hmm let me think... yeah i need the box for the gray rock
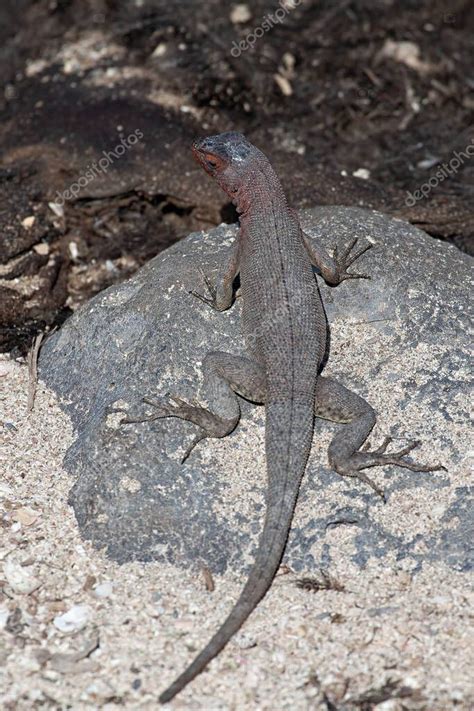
[40,207,472,573]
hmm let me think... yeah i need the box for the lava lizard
[129,132,441,703]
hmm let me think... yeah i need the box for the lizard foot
[333,438,446,502]
[121,395,237,462]
[333,237,372,282]
[120,395,189,424]
[123,395,210,422]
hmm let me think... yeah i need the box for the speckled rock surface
[40,206,472,574]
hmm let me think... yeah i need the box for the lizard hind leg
[314,376,444,501]
[128,351,266,461]
[177,350,266,460]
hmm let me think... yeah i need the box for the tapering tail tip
[159,687,176,704]
[158,677,191,704]
[159,670,198,704]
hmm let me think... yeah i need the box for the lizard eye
[204,153,218,169]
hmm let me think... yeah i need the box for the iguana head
[192,131,256,201]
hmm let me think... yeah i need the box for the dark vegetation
[0,0,472,352]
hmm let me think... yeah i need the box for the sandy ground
[0,354,472,710]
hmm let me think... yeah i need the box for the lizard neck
[233,158,288,223]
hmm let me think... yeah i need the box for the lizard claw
[371,436,393,455]
[181,432,207,463]
[189,268,219,310]
[120,396,176,423]
[361,435,392,453]
[333,237,372,283]
[190,289,215,307]
[354,470,386,502]
[369,439,446,473]
[340,272,371,281]
[121,393,218,463]
[361,437,446,473]
[334,436,445,501]
[169,395,189,408]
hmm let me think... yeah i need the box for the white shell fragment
[3,560,41,594]
[53,605,91,633]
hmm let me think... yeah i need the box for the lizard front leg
[314,376,445,501]
[122,238,243,457]
[191,232,241,311]
[302,231,371,286]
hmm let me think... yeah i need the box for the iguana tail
[159,400,314,703]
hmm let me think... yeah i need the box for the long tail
[159,399,314,703]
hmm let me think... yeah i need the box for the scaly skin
[128,133,443,703]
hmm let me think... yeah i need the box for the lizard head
[192,132,254,200]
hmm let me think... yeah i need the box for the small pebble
[274,74,293,96]
[21,215,36,229]
[353,168,371,180]
[33,243,49,256]
[230,4,252,23]
[12,507,40,527]
[48,202,64,217]
[93,582,113,598]
[152,43,167,57]
[54,605,90,632]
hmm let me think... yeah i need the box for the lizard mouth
[191,141,208,164]
[191,139,203,153]
[191,146,203,164]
